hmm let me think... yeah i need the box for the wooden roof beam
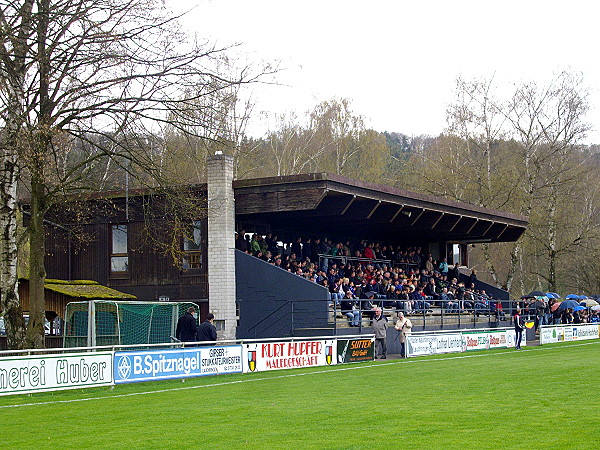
[389,205,404,223]
[448,215,462,232]
[340,195,356,215]
[367,200,382,219]
[431,212,445,229]
[410,209,425,226]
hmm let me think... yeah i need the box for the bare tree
[0,0,269,348]
[310,98,366,176]
[0,0,34,348]
[408,72,593,295]
[260,111,324,177]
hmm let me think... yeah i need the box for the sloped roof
[43,279,137,299]
[233,173,528,243]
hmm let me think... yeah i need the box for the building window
[182,220,202,270]
[111,224,129,274]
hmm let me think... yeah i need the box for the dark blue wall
[235,251,329,339]
[461,273,509,300]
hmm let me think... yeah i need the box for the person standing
[176,306,198,342]
[514,308,525,350]
[197,313,217,342]
[438,257,449,276]
[535,297,548,331]
[394,312,413,358]
[372,307,388,359]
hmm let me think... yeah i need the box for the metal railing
[317,254,391,268]
[331,300,514,332]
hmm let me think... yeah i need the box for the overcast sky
[168,0,600,142]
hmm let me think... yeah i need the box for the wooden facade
[44,194,210,306]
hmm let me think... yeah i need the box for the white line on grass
[2,340,598,409]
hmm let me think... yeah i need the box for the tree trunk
[26,175,47,349]
[0,147,26,349]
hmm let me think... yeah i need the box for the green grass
[1,341,597,449]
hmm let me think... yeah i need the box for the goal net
[63,300,199,347]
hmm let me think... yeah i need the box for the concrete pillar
[207,151,237,340]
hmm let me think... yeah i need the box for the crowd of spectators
[525,297,600,329]
[236,230,600,330]
[235,231,501,321]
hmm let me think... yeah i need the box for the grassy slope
[1,341,597,449]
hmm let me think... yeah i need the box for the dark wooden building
[41,171,528,338]
[44,191,211,318]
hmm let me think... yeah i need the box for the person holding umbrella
[534,296,548,332]
[561,308,574,324]
[514,308,525,350]
[549,299,562,325]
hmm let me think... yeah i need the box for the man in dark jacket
[176,306,198,342]
[197,313,217,342]
[514,308,525,350]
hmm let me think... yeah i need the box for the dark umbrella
[558,299,580,310]
[523,290,545,298]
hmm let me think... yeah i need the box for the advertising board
[462,332,489,351]
[571,324,599,341]
[487,330,515,349]
[540,326,563,344]
[406,333,463,357]
[463,330,520,350]
[336,338,374,363]
[541,324,599,344]
[113,346,243,384]
[0,352,113,396]
[244,339,336,372]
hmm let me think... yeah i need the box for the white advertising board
[0,352,113,396]
[487,330,515,349]
[243,340,336,373]
[540,326,563,344]
[571,324,599,341]
[541,324,599,344]
[462,332,489,351]
[406,334,463,357]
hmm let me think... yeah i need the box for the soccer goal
[63,300,199,348]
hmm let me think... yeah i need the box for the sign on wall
[0,352,113,396]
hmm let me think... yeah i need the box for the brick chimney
[207,151,236,340]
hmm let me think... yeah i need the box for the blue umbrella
[565,294,579,300]
[545,292,560,299]
[573,305,586,312]
[559,299,580,310]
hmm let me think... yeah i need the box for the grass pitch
[1,341,597,449]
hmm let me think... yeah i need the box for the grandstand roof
[233,173,528,244]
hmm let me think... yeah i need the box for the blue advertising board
[114,346,243,384]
